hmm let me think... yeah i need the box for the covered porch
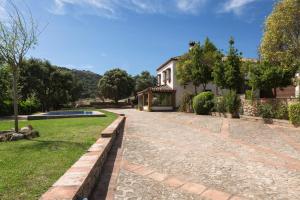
[137,86,176,112]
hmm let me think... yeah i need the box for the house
[137,44,300,112]
[137,44,218,112]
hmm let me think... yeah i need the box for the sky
[0,0,275,75]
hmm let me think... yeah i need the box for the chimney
[189,41,196,50]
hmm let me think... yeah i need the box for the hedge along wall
[241,98,299,117]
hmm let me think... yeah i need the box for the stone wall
[40,116,126,200]
[242,99,259,117]
[241,98,299,117]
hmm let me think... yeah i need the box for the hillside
[59,67,102,98]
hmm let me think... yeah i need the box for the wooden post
[172,91,176,110]
[142,94,145,110]
[148,90,152,112]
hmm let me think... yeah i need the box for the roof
[137,85,176,95]
[156,57,180,72]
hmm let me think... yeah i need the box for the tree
[49,70,74,109]
[98,68,134,103]
[134,71,156,93]
[248,62,295,97]
[176,39,220,94]
[260,0,300,68]
[213,38,242,92]
[176,53,193,86]
[0,65,10,102]
[20,59,84,111]
[0,3,38,132]
[201,38,222,90]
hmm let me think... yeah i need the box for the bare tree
[0,1,38,132]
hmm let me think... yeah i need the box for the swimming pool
[28,110,105,120]
[45,111,93,115]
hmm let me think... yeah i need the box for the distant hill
[59,67,102,98]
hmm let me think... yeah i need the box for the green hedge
[289,103,300,125]
[193,92,214,115]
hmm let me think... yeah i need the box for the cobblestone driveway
[105,109,300,200]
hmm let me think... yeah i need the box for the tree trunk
[12,68,19,133]
[203,84,207,91]
[194,85,197,95]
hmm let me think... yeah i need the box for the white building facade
[156,57,218,107]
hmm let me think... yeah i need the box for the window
[167,69,171,82]
[157,75,161,86]
[152,93,173,106]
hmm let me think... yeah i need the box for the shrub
[193,92,214,115]
[274,103,289,120]
[179,93,194,113]
[258,103,274,119]
[0,100,13,116]
[245,90,254,100]
[214,96,226,114]
[289,103,300,125]
[19,95,41,115]
[224,91,241,116]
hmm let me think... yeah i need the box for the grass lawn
[0,110,117,200]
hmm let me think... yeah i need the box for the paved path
[93,109,300,200]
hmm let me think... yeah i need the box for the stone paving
[93,109,300,200]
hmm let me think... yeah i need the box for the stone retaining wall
[240,115,293,128]
[241,98,299,117]
[40,116,126,200]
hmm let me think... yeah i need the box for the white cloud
[221,0,258,15]
[52,0,117,17]
[51,0,208,18]
[176,0,207,13]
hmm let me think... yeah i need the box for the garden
[0,110,117,200]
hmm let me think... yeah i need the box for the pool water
[45,111,93,116]
[28,110,105,120]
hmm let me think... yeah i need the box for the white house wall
[157,61,175,89]
[157,60,220,108]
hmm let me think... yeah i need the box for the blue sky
[1,0,275,75]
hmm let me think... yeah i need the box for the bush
[274,103,289,120]
[179,93,194,113]
[224,91,241,116]
[245,90,254,100]
[214,96,226,114]
[0,100,13,116]
[193,92,214,115]
[19,95,41,115]
[258,103,274,119]
[289,103,300,125]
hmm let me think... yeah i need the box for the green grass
[0,110,117,200]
